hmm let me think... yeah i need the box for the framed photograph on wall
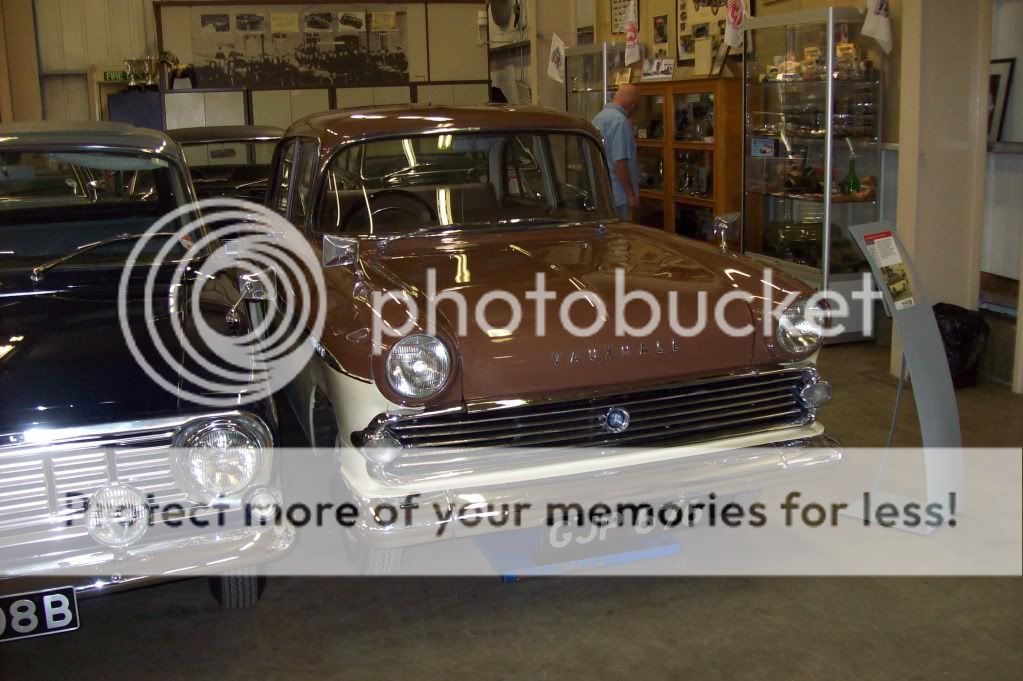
[989,58,1016,145]
[611,0,639,34]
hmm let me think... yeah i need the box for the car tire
[339,526,405,575]
[208,569,267,608]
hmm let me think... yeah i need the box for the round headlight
[385,334,451,399]
[174,415,271,496]
[86,484,150,547]
[776,298,826,355]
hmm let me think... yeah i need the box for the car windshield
[0,149,187,272]
[315,131,616,235]
[180,140,278,202]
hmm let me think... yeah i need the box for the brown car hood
[358,223,796,404]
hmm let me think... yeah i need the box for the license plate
[0,587,79,643]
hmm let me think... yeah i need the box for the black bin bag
[933,303,990,389]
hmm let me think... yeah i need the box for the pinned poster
[270,12,299,33]
[864,229,915,310]
[547,33,566,84]
[620,0,640,66]
[724,0,748,50]
[371,11,398,32]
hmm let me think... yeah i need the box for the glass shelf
[638,147,665,191]
[675,149,713,200]
[633,93,665,141]
[674,92,715,143]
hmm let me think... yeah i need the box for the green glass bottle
[844,156,860,194]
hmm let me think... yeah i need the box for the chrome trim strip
[0,411,264,453]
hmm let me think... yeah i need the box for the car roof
[166,125,284,144]
[0,121,182,160]
[286,105,602,150]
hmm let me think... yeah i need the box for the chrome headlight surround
[385,334,452,400]
[172,413,273,499]
[775,297,827,356]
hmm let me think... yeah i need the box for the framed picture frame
[611,0,639,34]
[989,58,1015,145]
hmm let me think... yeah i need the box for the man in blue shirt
[592,83,641,221]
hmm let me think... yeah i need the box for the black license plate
[0,586,79,643]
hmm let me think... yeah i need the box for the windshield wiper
[30,232,179,282]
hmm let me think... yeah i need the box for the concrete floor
[1,344,1020,680]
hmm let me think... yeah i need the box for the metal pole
[822,9,835,293]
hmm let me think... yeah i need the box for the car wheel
[330,434,405,574]
[208,568,267,608]
[338,524,405,575]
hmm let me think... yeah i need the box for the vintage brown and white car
[265,106,840,568]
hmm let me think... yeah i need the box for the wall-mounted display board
[160,2,410,89]
[155,1,489,92]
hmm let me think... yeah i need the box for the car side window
[505,136,545,202]
[290,139,320,226]
[316,146,364,234]
[271,140,298,216]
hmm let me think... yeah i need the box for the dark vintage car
[167,125,283,203]
[262,106,841,571]
[0,122,290,634]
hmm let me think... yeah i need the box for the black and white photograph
[188,3,409,89]
[199,13,230,33]
[338,10,365,33]
[235,13,265,32]
[0,2,1021,681]
[303,11,335,32]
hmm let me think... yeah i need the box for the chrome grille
[378,368,817,480]
[0,429,184,538]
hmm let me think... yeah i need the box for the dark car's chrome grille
[0,429,184,539]
[376,368,818,481]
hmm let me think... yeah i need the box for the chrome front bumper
[0,524,294,599]
[335,434,842,549]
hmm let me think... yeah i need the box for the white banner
[863,0,893,53]
[724,0,748,50]
[621,0,640,66]
[547,32,566,84]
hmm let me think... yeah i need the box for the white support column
[890,0,993,376]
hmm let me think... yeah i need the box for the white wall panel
[164,91,205,129]
[203,91,245,126]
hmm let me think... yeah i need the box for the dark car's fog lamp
[361,433,402,464]
[800,380,833,407]
[86,484,150,547]
[173,415,272,497]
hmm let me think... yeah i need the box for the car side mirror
[323,234,359,268]
[238,268,277,301]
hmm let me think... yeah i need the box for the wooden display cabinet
[630,77,743,248]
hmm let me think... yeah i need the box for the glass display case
[741,7,883,323]
[627,78,742,243]
[565,42,626,122]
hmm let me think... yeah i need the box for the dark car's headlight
[776,297,826,355]
[173,414,272,496]
[385,334,451,399]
